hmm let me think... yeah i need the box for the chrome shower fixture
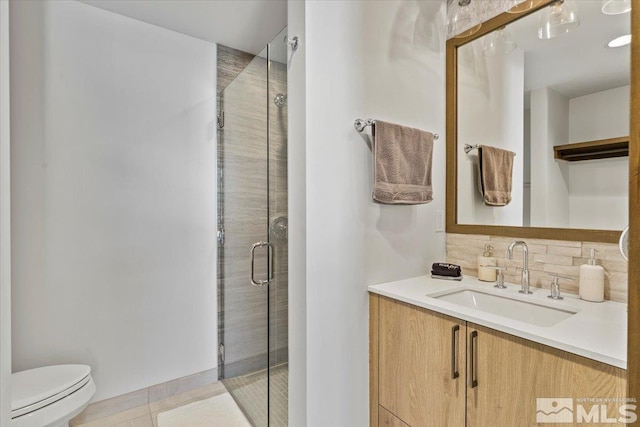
[284,35,299,50]
[274,93,287,108]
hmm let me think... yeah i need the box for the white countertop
[368,275,627,369]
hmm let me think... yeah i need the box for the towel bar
[354,118,439,140]
[464,144,480,153]
[464,144,516,156]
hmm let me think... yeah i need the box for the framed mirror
[446,0,630,243]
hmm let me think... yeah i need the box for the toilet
[11,365,96,427]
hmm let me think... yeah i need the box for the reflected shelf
[553,136,629,162]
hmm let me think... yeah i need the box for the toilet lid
[11,365,91,415]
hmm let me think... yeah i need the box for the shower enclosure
[216,28,288,426]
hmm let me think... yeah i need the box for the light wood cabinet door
[378,297,466,427]
[467,323,627,427]
[379,405,410,427]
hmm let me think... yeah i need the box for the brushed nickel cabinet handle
[451,324,460,379]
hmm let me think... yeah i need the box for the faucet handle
[486,266,506,289]
[547,273,573,300]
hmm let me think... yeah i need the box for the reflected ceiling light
[601,0,631,15]
[447,0,482,39]
[483,27,517,56]
[507,0,545,14]
[538,0,580,40]
[608,34,631,48]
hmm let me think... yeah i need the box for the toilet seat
[11,365,95,426]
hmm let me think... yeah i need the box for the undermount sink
[428,288,579,327]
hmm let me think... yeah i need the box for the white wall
[10,0,217,401]
[523,108,531,226]
[457,40,524,226]
[567,86,629,230]
[0,0,12,424]
[569,86,629,143]
[287,1,307,425]
[530,87,570,227]
[300,1,447,424]
[568,158,628,229]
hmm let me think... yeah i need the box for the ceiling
[506,0,630,100]
[80,0,287,55]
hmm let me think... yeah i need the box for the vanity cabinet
[376,295,466,426]
[379,406,409,427]
[370,294,627,427]
[466,323,627,426]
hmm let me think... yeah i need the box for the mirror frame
[446,0,622,244]
[628,0,639,406]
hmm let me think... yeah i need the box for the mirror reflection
[456,1,630,231]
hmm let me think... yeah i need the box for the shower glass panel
[267,28,288,427]
[217,28,288,427]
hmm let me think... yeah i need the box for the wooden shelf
[554,136,629,162]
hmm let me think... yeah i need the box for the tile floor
[70,364,288,427]
[72,382,228,427]
[223,363,288,427]
[156,392,251,426]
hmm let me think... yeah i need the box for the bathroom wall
[568,158,628,230]
[457,39,524,226]
[10,0,217,401]
[0,1,11,424]
[530,85,629,230]
[530,87,570,228]
[446,233,628,302]
[567,86,629,230]
[300,1,447,425]
[523,108,531,226]
[286,1,306,425]
[569,86,629,143]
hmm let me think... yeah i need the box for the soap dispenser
[579,248,605,302]
[477,244,497,282]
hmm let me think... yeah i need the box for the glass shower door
[217,28,288,427]
[267,28,289,427]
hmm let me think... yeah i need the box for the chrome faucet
[507,241,532,294]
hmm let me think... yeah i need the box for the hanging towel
[372,121,434,204]
[478,145,515,206]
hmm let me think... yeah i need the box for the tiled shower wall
[217,45,288,376]
[446,233,628,303]
[268,61,289,368]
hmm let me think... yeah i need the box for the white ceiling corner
[79,0,287,55]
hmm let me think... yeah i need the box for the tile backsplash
[446,233,628,303]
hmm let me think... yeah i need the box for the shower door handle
[250,241,272,287]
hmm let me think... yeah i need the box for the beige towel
[373,121,434,205]
[478,145,515,206]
